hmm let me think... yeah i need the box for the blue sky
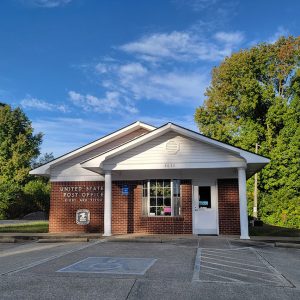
[1,0,300,157]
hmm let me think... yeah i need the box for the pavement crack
[125,279,137,299]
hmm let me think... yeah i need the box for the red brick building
[30,121,269,239]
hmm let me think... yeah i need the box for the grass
[250,223,300,237]
[0,221,49,233]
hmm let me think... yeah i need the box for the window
[198,186,211,208]
[142,179,181,216]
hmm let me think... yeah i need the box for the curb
[0,238,16,243]
[275,242,300,249]
[108,238,165,243]
[37,238,90,243]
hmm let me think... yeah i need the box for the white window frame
[143,179,180,217]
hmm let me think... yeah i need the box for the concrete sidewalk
[1,232,299,246]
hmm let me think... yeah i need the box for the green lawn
[250,223,300,237]
[0,221,49,233]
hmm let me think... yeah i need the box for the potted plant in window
[158,207,164,216]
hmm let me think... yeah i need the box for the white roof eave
[30,121,156,175]
[80,123,270,171]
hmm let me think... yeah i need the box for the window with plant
[142,179,181,216]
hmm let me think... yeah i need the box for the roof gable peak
[30,121,156,175]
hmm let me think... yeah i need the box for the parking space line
[202,260,277,275]
[201,250,261,262]
[249,247,294,287]
[201,252,266,265]
[200,247,249,252]
[201,255,269,269]
[192,248,202,281]
[226,238,233,249]
[201,271,243,282]
[1,240,106,276]
[0,242,64,258]
[193,246,293,287]
[201,265,282,284]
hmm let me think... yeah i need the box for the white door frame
[192,179,219,235]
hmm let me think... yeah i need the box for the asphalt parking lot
[0,237,299,300]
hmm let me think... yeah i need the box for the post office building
[30,121,270,239]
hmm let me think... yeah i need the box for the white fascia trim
[81,124,174,168]
[50,175,104,182]
[81,122,269,169]
[29,121,156,175]
[172,125,270,164]
[103,161,247,171]
[137,121,157,131]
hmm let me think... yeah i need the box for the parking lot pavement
[0,240,99,275]
[193,247,292,286]
[0,237,299,300]
[254,246,300,288]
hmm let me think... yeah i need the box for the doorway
[192,181,218,235]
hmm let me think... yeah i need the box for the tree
[23,179,51,216]
[0,104,42,218]
[195,36,300,228]
[31,152,55,169]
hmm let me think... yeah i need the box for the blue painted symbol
[122,185,129,196]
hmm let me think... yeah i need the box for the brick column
[217,179,240,235]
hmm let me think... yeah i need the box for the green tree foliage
[0,103,43,218]
[23,180,51,215]
[195,36,300,228]
[31,152,54,170]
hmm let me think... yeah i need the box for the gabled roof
[80,122,270,175]
[30,121,156,175]
[30,121,270,177]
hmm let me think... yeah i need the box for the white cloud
[76,28,245,112]
[268,26,289,44]
[120,30,243,62]
[123,69,207,105]
[95,60,209,106]
[22,0,72,8]
[173,0,218,12]
[214,31,244,45]
[68,90,138,114]
[21,96,68,112]
[95,63,109,74]
[98,29,245,106]
[119,63,148,77]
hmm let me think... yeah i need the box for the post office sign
[76,209,90,225]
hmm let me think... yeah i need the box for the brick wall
[49,179,233,235]
[111,180,192,235]
[111,181,137,234]
[49,181,104,233]
[217,179,240,235]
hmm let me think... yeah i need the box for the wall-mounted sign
[122,185,129,196]
[76,209,90,225]
[59,184,104,203]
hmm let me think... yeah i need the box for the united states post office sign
[59,185,104,203]
[76,209,90,225]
